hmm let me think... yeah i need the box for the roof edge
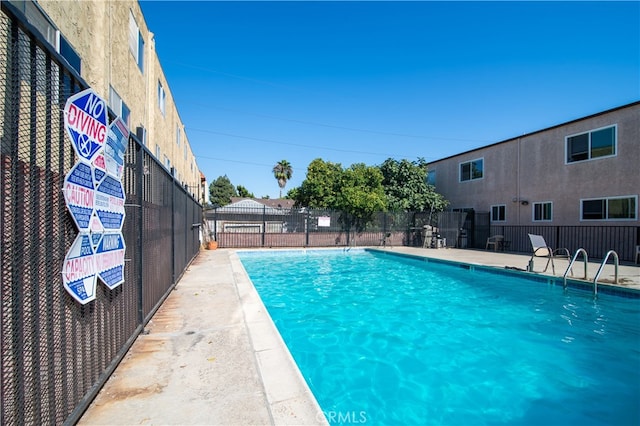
[427,100,640,165]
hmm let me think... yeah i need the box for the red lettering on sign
[67,103,106,144]
[64,256,95,282]
[65,183,94,207]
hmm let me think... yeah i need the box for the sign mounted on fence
[94,232,126,289]
[105,117,129,179]
[94,175,126,231]
[318,216,331,227]
[62,162,95,232]
[64,88,108,164]
[61,233,97,304]
[62,87,128,304]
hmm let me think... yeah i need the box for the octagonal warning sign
[63,162,95,232]
[64,88,108,164]
[95,232,126,289]
[94,175,126,231]
[62,233,97,304]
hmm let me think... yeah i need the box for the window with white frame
[533,202,552,222]
[581,196,637,220]
[460,158,483,182]
[566,125,616,163]
[491,204,505,222]
[176,125,181,146]
[155,144,161,159]
[157,81,166,116]
[108,86,130,126]
[128,11,144,72]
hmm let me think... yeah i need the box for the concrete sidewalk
[79,249,326,426]
[79,246,639,426]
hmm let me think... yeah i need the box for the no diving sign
[62,87,128,305]
[64,88,108,164]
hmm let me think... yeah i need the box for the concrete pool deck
[79,247,639,425]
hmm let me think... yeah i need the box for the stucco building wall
[428,102,640,226]
[30,0,201,198]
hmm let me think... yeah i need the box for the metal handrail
[563,248,588,289]
[592,250,619,297]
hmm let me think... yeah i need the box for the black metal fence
[206,206,639,262]
[488,224,639,262]
[205,207,468,248]
[1,4,201,425]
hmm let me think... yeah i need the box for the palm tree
[272,160,293,198]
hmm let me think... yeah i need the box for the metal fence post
[262,205,266,247]
[305,210,310,246]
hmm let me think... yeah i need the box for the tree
[292,159,386,233]
[293,158,343,208]
[236,185,254,198]
[272,160,293,198]
[209,175,237,207]
[336,163,387,233]
[379,158,448,212]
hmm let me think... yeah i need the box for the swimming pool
[239,249,640,425]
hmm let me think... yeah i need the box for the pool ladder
[563,248,619,296]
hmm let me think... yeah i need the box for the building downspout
[517,137,521,226]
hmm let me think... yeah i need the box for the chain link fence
[1,4,201,424]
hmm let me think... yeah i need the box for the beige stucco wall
[36,0,201,198]
[428,103,640,226]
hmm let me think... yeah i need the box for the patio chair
[527,234,572,275]
[485,235,504,251]
[379,232,392,248]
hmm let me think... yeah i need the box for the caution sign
[62,86,129,304]
[95,232,126,289]
[62,162,95,232]
[64,88,108,164]
[61,233,97,304]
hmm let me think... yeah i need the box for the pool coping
[369,248,640,299]
[229,251,329,425]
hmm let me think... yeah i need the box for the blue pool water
[239,249,640,425]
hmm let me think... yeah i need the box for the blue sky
[139,1,639,199]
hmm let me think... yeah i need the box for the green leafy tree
[236,185,254,198]
[293,159,386,233]
[272,160,293,198]
[336,163,387,233]
[379,157,448,212]
[209,175,237,207]
[293,158,343,208]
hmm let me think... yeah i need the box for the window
[157,81,166,116]
[491,205,505,222]
[59,34,82,74]
[108,86,130,126]
[13,0,82,74]
[164,155,171,171]
[176,125,181,146]
[533,202,552,222]
[581,196,636,221]
[129,11,144,72]
[460,158,483,182]
[155,144,161,159]
[427,170,436,186]
[566,125,616,163]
